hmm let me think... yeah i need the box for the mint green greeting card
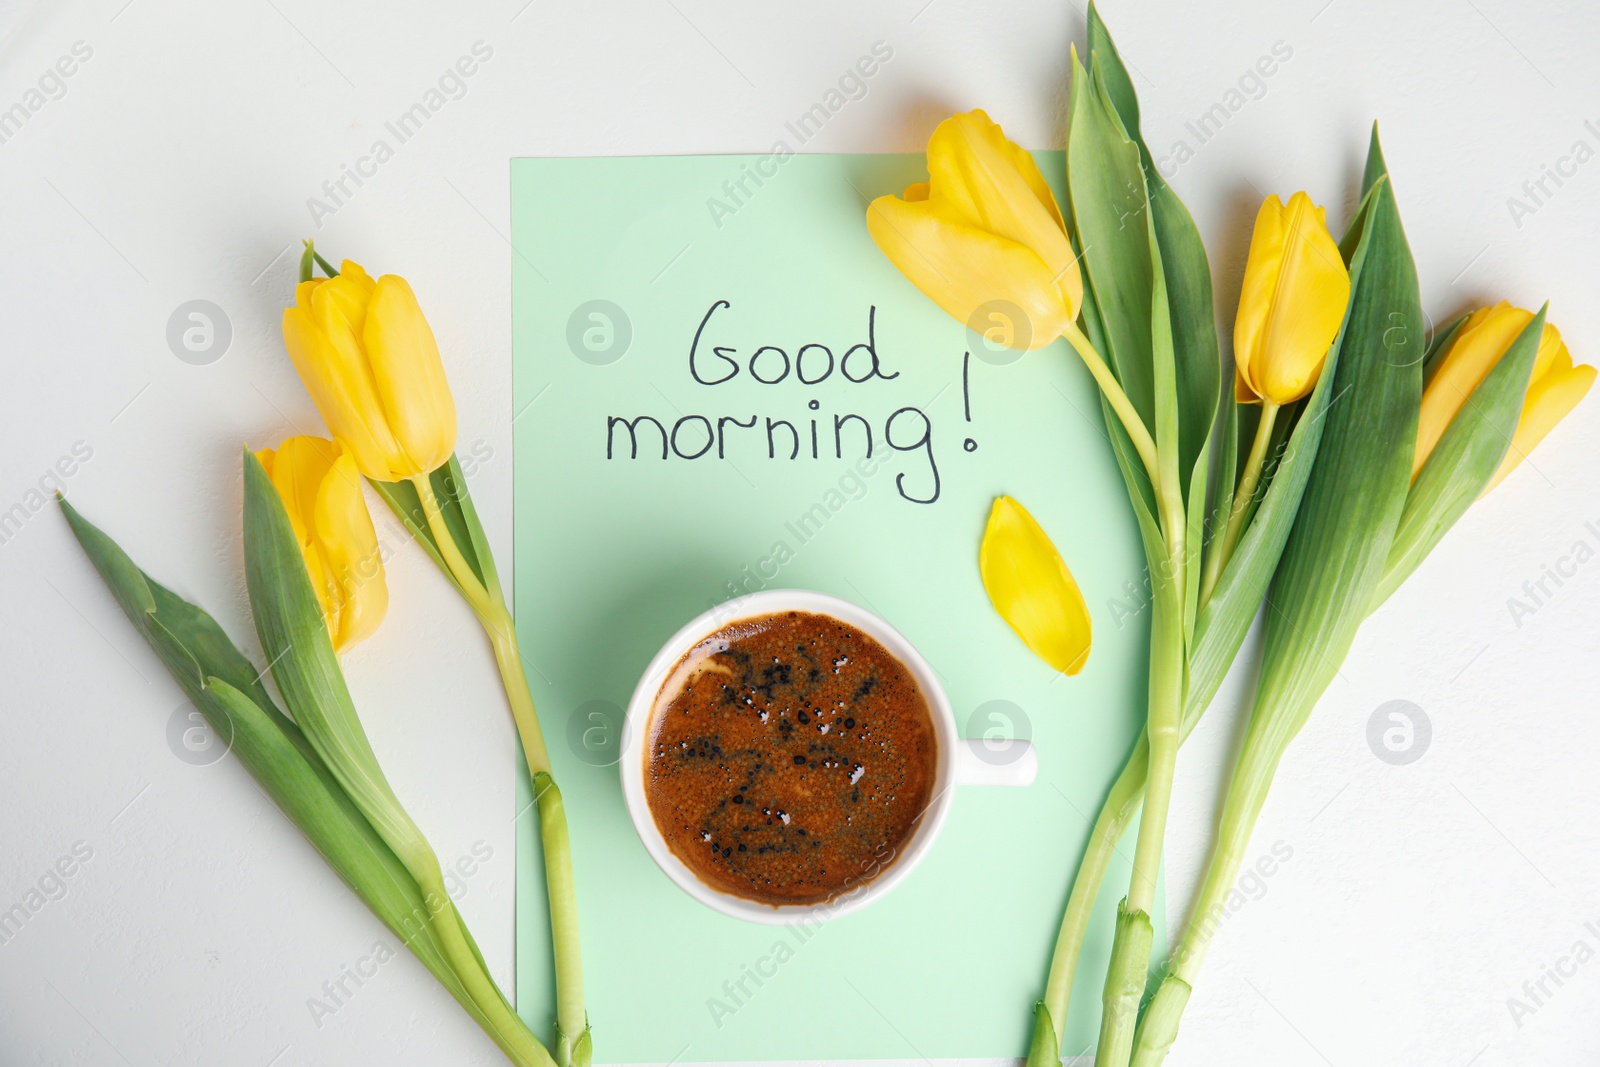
[511,152,1162,1062]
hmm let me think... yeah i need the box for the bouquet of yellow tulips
[59,242,589,1067]
[866,5,1591,1065]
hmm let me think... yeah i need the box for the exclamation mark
[962,351,978,452]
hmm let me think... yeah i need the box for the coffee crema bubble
[644,610,936,906]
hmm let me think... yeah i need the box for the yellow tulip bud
[281,260,458,482]
[1413,302,1594,487]
[255,436,388,652]
[1233,192,1351,406]
[867,110,1082,351]
[979,496,1091,675]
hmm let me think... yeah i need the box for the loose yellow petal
[364,274,458,478]
[1485,356,1595,492]
[979,496,1091,675]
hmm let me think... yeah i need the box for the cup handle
[953,737,1037,787]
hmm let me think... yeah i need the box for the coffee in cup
[643,609,937,906]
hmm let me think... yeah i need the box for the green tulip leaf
[204,678,489,1028]
[242,448,437,879]
[1253,128,1423,746]
[57,496,488,1030]
[1184,174,1386,730]
[1088,4,1221,518]
[1067,49,1158,435]
[1374,305,1546,607]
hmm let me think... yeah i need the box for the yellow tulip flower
[1233,192,1350,407]
[282,260,457,483]
[979,496,1091,675]
[867,110,1082,351]
[1203,192,1352,597]
[1413,302,1594,488]
[255,436,388,652]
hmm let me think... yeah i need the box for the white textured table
[2,1,1597,1064]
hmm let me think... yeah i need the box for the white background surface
[2,0,1597,1065]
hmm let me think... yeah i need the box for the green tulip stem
[1088,377,1189,1067]
[410,474,496,616]
[483,611,588,1066]
[1040,660,1226,1054]
[408,471,587,1064]
[416,864,559,1067]
[1091,335,1190,1067]
[1130,727,1281,1066]
[1037,736,1150,1052]
[481,608,554,776]
[1201,400,1279,606]
[533,772,588,1066]
[1065,322,1161,488]
[1093,561,1183,1067]
[1123,560,1184,921]
[408,472,555,775]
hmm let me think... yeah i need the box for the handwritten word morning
[605,301,942,504]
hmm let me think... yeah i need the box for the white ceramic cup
[619,588,1036,925]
